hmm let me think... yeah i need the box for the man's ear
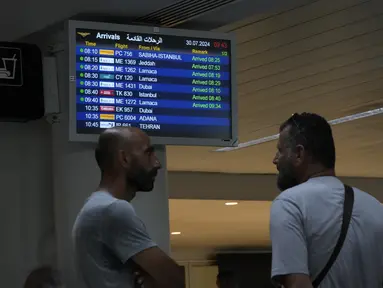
[294,144,306,166]
[118,150,131,168]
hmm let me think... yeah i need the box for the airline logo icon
[100,121,115,128]
[100,89,115,96]
[100,114,115,120]
[99,97,115,104]
[100,106,115,112]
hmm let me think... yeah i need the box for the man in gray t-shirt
[72,127,184,288]
[270,113,383,288]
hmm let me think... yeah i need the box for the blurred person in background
[270,112,383,288]
[24,266,62,288]
[216,270,238,288]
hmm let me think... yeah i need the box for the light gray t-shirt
[270,176,383,287]
[72,191,157,288]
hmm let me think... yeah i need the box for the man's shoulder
[73,192,138,237]
[81,191,115,213]
[353,187,383,217]
[275,177,342,203]
[272,179,337,219]
[82,191,135,217]
[274,181,315,202]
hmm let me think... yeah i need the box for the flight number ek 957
[115,107,134,113]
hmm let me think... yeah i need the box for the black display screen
[73,27,233,140]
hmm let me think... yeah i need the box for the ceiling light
[171,232,181,235]
[225,202,238,206]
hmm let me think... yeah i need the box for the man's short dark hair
[280,112,336,169]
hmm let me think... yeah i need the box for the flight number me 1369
[81,56,137,65]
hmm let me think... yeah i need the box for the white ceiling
[0,0,177,40]
[0,0,290,41]
[167,0,383,177]
[168,115,383,177]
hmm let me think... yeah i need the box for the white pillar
[52,35,170,287]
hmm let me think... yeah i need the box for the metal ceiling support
[134,0,243,27]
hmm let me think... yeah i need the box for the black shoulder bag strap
[312,184,354,288]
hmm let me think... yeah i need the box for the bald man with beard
[72,127,184,288]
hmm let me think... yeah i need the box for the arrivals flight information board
[70,23,236,145]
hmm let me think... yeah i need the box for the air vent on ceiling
[134,0,242,27]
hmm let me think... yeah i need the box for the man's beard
[277,166,299,192]
[127,167,157,192]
